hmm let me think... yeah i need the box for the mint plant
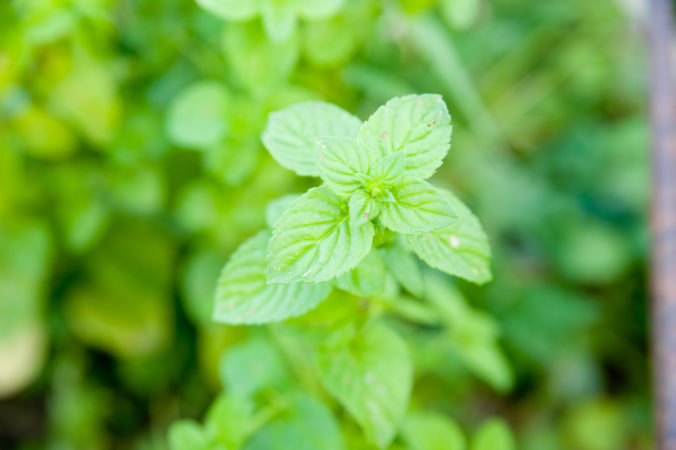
[216,95,489,324]
[190,94,496,448]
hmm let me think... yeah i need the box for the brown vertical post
[651,0,676,448]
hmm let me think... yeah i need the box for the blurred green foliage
[0,0,649,449]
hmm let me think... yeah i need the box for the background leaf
[295,0,346,19]
[358,94,452,179]
[219,336,291,397]
[401,412,467,450]
[349,189,380,226]
[263,102,362,176]
[214,231,331,324]
[471,419,515,450]
[168,420,210,450]
[381,239,423,298]
[196,0,259,20]
[316,323,412,448]
[166,81,229,149]
[244,393,345,450]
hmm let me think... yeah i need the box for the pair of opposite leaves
[264,94,457,284]
[214,94,492,325]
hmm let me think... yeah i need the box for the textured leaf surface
[196,0,258,20]
[294,0,345,19]
[471,419,515,450]
[266,193,302,228]
[369,152,406,189]
[166,81,229,149]
[349,189,380,226]
[379,179,456,234]
[263,102,362,176]
[407,189,491,284]
[214,231,331,324]
[316,323,412,448]
[358,94,452,179]
[317,137,372,195]
[268,186,374,283]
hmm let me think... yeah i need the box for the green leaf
[316,323,412,448]
[268,186,374,283]
[294,0,345,19]
[471,419,515,450]
[203,137,260,187]
[440,0,481,30]
[381,240,423,298]
[262,101,362,177]
[555,220,631,284]
[358,94,452,179]
[166,81,229,149]
[168,420,210,450]
[406,189,491,284]
[379,179,456,234]
[214,231,331,324]
[303,15,357,66]
[65,280,171,358]
[261,3,297,42]
[245,394,345,450]
[455,342,513,393]
[223,22,299,94]
[196,0,259,20]
[369,152,406,189]
[266,194,302,228]
[424,274,512,391]
[336,251,386,296]
[181,250,225,326]
[205,394,256,448]
[349,189,380,226]
[501,285,599,363]
[219,336,290,397]
[401,412,467,450]
[317,137,372,195]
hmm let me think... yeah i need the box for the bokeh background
[0,0,650,448]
